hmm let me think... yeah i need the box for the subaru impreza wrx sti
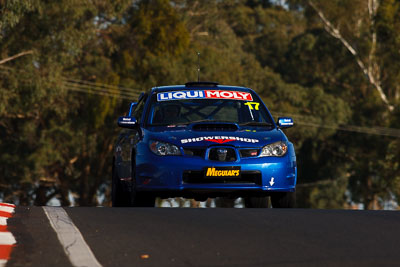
[112,82,297,208]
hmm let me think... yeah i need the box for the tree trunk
[307,0,393,111]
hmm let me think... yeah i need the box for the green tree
[285,0,400,209]
[0,0,130,205]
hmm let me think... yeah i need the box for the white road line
[43,207,102,267]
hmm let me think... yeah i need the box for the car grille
[208,147,236,162]
[184,147,260,160]
[182,170,262,185]
[239,149,259,158]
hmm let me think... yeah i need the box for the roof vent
[185,81,219,87]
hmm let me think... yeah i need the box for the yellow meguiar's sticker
[244,102,260,110]
[205,167,241,177]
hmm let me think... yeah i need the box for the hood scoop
[191,123,238,132]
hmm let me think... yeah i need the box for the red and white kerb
[0,203,16,267]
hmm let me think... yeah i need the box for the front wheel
[270,192,296,208]
[133,193,156,207]
[111,165,133,207]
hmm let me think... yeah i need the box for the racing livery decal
[205,167,240,177]
[206,139,236,144]
[157,90,253,101]
[181,136,259,144]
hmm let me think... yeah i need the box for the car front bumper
[135,151,297,197]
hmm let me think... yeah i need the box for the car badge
[217,148,228,161]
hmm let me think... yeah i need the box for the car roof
[150,82,253,94]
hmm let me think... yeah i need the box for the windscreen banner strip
[157,90,253,101]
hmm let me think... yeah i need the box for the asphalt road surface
[7,206,400,266]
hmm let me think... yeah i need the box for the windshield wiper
[239,122,274,127]
[171,119,212,126]
[150,120,216,126]
[189,119,214,124]
[189,119,242,124]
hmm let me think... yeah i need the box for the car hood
[144,125,285,148]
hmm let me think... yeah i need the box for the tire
[244,196,269,208]
[271,192,296,208]
[134,193,156,207]
[111,163,133,207]
[130,157,155,207]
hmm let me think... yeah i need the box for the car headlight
[260,141,288,157]
[149,140,181,156]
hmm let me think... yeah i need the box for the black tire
[134,193,156,207]
[271,192,296,208]
[111,163,133,207]
[244,196,269,208]
[130,156,155,207]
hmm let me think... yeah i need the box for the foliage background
[0,0,399,209]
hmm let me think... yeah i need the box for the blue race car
[112,82,297,208]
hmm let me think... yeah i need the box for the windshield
[146,89,274,126]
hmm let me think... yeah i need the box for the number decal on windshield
[244,102,260,110]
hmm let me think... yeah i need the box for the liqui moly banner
[157,90,253,101]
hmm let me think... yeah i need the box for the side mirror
[277,117,294,129]
[118,116,137,128]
